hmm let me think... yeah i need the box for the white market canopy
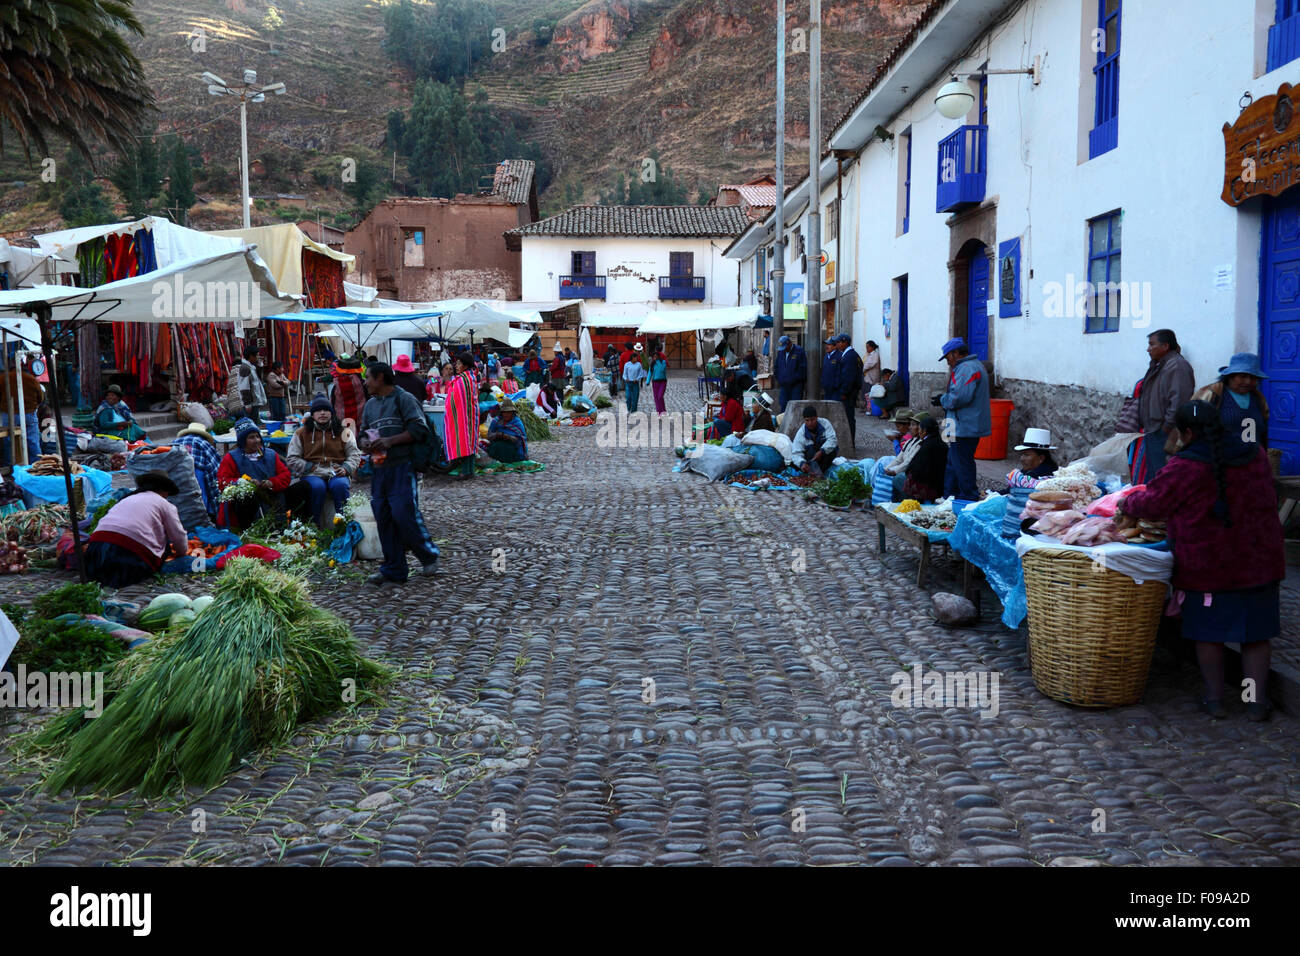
[0,247,302,339]
[293,299,541,349]
[637,304,764,335]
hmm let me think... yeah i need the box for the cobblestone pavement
[1,374,1298,867]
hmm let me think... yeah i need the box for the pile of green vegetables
[511,398,557,442]
[37,558,393,796]
[593,394,613,409]
[811,467,871,507]
[3,583,125,673]
[212,417,236,435]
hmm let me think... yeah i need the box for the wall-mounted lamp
[935,55,1042,119]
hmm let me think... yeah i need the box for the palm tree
[0,0,154,162]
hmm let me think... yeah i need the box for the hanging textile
[133,229,158,274]
[76,239,106,407]
[103,233,136,282]
[301,249,344,310]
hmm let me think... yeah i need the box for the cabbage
[191,595,214,615]
[168,608,197,629]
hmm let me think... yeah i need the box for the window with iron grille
[901,129,912,234]
[1085,210,1122,333]
[669,251,693,276]
[571,251,595,275]
[825,199,838,241]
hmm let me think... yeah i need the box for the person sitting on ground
[501,366,521,393]
[173,422,222,518]
[216,423,299,530]
[84,471,189,588]
[287,396,362,529]
[1001,427,1059,536]
[877,368,905,416]
[94,384,148,441]
[711,383,745,439]
[792,405,838,477]
[882,409,921,501]
[749,400,776,434]
[901,414,948,503]
[486,404,529,463]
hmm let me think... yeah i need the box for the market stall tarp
[35,217,246,271]
[948,500,1029,629]
[0,247,302,324]
[0,239,79,288]
[268,306,448,350]
[637,305,764,335]
[211,224,355,296]
[343,280,378,306]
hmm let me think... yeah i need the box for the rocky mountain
[0,0,929,235]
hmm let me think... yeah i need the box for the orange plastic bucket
[976,398,1014,460]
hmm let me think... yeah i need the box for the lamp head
[936,77,976,119]
[243,69,257,85]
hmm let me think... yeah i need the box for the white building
[731,0,1300,469]
[507,205,748,365]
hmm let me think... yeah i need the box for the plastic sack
[126,448,206,529]
[178,403,214,429]
[161,525,242,574]
[1071,431,1142,480]
[77,434,127,454]
[738,428,794,463]
[327,520,365,564]
[870,458,895,506]
[721,433,743,450]
[215,543,281,568]
[102,599,143,626]
[682,445,753,482]
[736,444,785,473]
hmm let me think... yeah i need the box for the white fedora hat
[1015,427,1057,451]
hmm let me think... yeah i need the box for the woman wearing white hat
[1002,428,1060,537]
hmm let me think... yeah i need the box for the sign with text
[1222,81,1300,206]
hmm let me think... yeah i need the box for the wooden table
[874,505,951,587]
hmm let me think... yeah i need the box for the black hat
[136,470,180,497]
[309,395,332,414]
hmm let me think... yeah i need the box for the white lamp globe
[935,78,975,119]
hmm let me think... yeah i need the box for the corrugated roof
[492,160,536,205]
[831,0,948,136]
[732,184,777,207]
[507,205,750,238]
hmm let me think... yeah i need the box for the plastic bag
[178,403,214,429]
[327,520,365,564]
[1071,431,1142,480]
[215,543,281,568]
[682,445,753,482]
[736,443,785,473]
[126,448,206,529]
[1087,485,1142,517]
[160,525,242,574]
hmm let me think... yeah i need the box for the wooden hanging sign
[1223,81,1300,206]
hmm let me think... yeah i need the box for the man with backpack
[359,362,439,588]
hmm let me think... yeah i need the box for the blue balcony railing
[1269,8,1300,72]
[558,274,606,299]
[936,124,987,213]
[658,275,706,300]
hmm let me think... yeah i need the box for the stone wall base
[904,372,1125,463]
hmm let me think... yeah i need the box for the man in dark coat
[835,333,863,444]
[773,334,806,413]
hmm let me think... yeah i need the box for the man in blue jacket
[820,337,841,402]
[933,337,991,501]
[773,334,806,412]
[835,333,864,444]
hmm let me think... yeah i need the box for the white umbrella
[580,326,594,377]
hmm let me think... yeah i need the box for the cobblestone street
[1,375,1298,867]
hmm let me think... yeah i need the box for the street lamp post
[201,70,286,229]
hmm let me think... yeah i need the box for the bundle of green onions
[512,398,557,442]
[39,558,392,796]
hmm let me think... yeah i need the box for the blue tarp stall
[13,465,112,507]
[266,302,537,357]
[949,498,1028,629]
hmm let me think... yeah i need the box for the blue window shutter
[1089,0,1121,159]
[1269,0,1300,72]
[1085,211,1122,333]
[903,131,912,234]
[998,237,1021,318]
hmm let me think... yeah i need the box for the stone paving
[1,373,1298,866]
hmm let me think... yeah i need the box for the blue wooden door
[897,276,910,400]
[1262,189,1300,475]
[967,251,990,361]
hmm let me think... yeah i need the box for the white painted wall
[843,0,1282,396]
[518,236,739,313]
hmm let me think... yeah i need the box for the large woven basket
[1022,547,1166,707]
